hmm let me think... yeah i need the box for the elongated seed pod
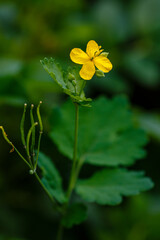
[20,103,27,147]
[0,126,31,168]
[34,101,43,170]
[0,126,13,146]
[37,101,43,133]
[30,104,35,154]
[26,122,38,158]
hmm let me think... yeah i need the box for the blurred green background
[0,0,160,239]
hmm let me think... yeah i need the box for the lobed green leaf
[76,168,154,205]
[40,57,67,89]
[40,58,92,105]
[38,152,66,203]
[50,96,147,166]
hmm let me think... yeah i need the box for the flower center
[90,51,100,61]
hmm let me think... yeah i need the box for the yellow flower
[70,40,112,80]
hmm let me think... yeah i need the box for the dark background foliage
[0,0,160,239]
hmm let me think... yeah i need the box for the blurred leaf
[25,60,61,83]
[124,50,159,87]
[92,72,130,94]
[22,60,62,102]
[91,1,130,43]
[50,96,147,166]
[0,96,26,106]
[0,58,23,78]
[25,79,62,101]
[60,23,96,47]
[38,152,66,203]
[62,203,87,228]
[0,4,18,31]
[76,168,154,205]
[137,112,160,141]
[131,0,160,33]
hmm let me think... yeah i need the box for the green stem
[56,103,79,240]
[66,103,79,199]
[20,103,27,148]
[0,126,31,169]
[74,157,84,182]
[14,146,31,169]
[13,146,61,212]
[34,172,62,212]
[56,222,64,240]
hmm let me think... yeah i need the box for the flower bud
[72,80,76,87]
[68,73,75,81]
[29,169,34,175]
[95,69,105,78]
[101,52,109,57]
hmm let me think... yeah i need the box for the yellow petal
[80,61,95,80]
[86,40,100,58]
[94,56,113,73]
[70,48,90,64]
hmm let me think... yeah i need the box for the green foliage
[40,57,92,106]
[50,96,147,166]
[62,203,87,228]
[0,0,159,238]
[66,67,85,95]
[76,168,153,205]
[40,58,67,90]
[124,50,160,87]
[0,96,25,106]
[137,111,160,141]
[0,58,23,78]
[0,58,24,95]
[37,152,66,203]
[91,72,130,94]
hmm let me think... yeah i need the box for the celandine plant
[0,40,153,240]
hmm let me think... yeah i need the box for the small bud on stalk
[100,52,109,57]
[68,73,75,81]
[72,80,76,87]
[95,69,105,78]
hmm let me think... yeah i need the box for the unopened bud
[72,80,76,86]
[68,73,75,81]
[95,69,105,78]
[29,170,34,175]
[101,52,109,57]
